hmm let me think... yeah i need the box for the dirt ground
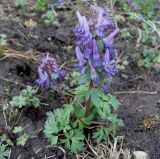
[0,0,159,159]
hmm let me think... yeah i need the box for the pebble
[133,151,150,159]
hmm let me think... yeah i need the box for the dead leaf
[24,19,37,29]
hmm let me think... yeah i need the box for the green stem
[85,80,93,116]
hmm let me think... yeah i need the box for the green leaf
[92,128,109,142]
[42,10,55,23]
[73,119,84,129]
[10,96,27,108]
[78,73,90,84]
[10,86,40,109]
[15,0,28,6]
[107,114,124,127]
[90,88,102,106]
[0,144,9,159]
[70,130,85,153]
[70,71,81,86]
[21,86,36,97]
[51,136,58,145]
[44,112,59,135]
[31,97,40,108]
[74,84,89,97]
[97,101,111,118]
[108,95,120,110]
[44,104,73,146]
[61,129,85,153]
[13,126,23,134]
[74,105,85,118]
[6,139,14,147]
[16,134,29,146]
[35,0,48,10]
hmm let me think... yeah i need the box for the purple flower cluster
[58,0,64,4]
[73,6,119,85]
[36,53,64,89]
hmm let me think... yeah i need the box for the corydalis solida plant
[74,6,119,86]
[43,6,123,153]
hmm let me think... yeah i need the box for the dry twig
[115,90,157,95]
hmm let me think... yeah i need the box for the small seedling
[35,0,48,10]
[10,86,40,109]
[13,126,23,134]
[0,134,13,159]
[15,0,28,7]
[13,126,29,146]
[16,134,29,146]
[42,10,55,23]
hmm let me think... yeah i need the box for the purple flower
[103,28,119,49]
[103,49,118,79]
[92,39,100,60]
[58,0,64,4]
[76,47,87,72]
[92,39,102,67]
[73,12,91,46]
[89,60,99,84]
[74,6,120,88]
[91,5,115,37]
[36,53,64,88]
[36,67,50,88]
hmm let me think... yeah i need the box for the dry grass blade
[78,136,132,159]
[0,48,40,64]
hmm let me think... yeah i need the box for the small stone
[133,151,150,159]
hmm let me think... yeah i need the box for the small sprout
[42,10,55,23]
[0,134,13,159]
[13,126,29,146]
[10,86,40,109]
[15,0,28,7]
[13,126,23,134]
[35,0,48,10]
[16,134,29,146]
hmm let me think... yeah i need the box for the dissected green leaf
[62,129,85,153]
[90,88,102,106]
[21,86,36,97]
[108,95,120,110]
[10,87,40,109]
[13,126,23,134]
[74,84,89,97]
[0,144,9,159]
[97,101,111,118]
[10,96,27,108]
[92,127,110,142]
[35,0,48,10]
[15,0,28,6]
[16,134,29,146]
[42,10,55,23]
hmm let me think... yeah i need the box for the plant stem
[56,84,68,103]
[85,80,93,115]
